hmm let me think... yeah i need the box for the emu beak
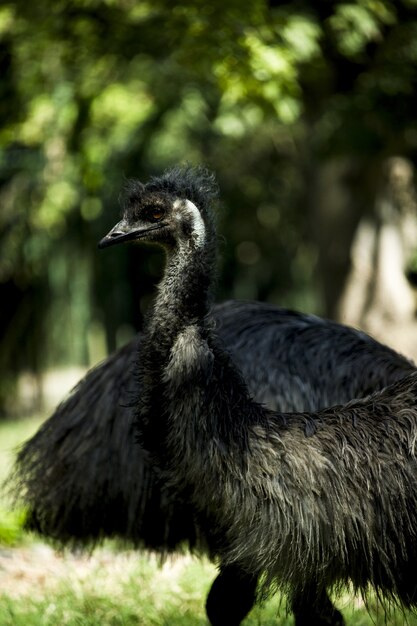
[98,219,162,249]
[98,219,136,249]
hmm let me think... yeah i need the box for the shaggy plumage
[12,301,412,549]
[10,301,414,626]
[97,165,417,619]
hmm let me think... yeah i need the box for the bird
[97,164,417,623]
[12,299,414,625]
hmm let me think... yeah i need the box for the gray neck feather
[146,223,217,352]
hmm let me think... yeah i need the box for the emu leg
[291,585,345,626]
[205,564,257,626]
[206,567,345,626]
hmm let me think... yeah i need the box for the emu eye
[150,209,164,221]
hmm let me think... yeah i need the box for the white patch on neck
[174,198,206,246]
[163,324,213,382]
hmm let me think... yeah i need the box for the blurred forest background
[1,0,417,417]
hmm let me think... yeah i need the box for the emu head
[98,166,218,251]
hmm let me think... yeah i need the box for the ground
[0,543,141,599]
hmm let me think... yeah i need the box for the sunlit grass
[0,547,284,626]
[0,415,44,545]
[0,552,217,626]
[0,547,416,626]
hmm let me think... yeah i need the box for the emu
[12,300,414,625]
[97,165,417,621]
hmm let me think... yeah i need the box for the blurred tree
[1,0,417,414]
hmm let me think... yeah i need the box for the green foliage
[329,2,396,58]
[1,0,417,409]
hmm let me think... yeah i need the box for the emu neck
[138,227,219,457]
[147,235,216,352]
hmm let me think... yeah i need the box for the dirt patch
[0,543,197,600]
[0,544,134,599]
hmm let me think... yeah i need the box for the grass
[0,547,417,626]
[0,415,44,545]
[0,416,417,625]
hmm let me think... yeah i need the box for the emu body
[15,300,412,546]
[98,166,417,617]
[11,300,414,625]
